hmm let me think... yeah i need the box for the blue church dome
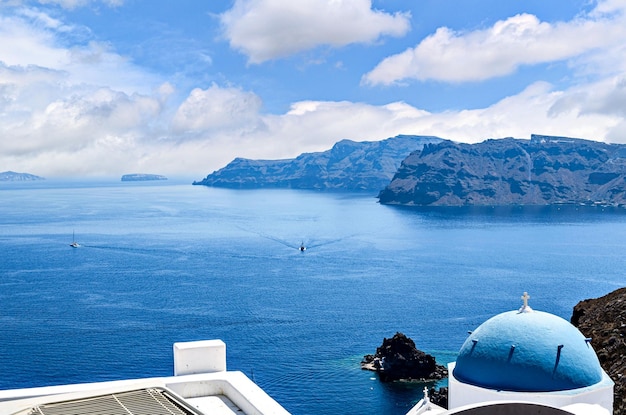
[453,295,604,392]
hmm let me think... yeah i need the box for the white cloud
[18,7,68,30]
[1,75,622,178]
[172,84,264,135]
[0,11,65,67]
[156,79,620,178]
[590,0,626,16]
[0,0,123,10]
[0,85,168,177]
[362,1,626,85]
[36,0,123,9]
[551,75,626,139]
[0,7,158,94]
[430,81,618,143]
[0,66,164,155]
[220,0,411,64]
[259,81,617,154]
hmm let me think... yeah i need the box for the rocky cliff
[571,288,626,415]
[193,135,442,192]
[378,134,626,206]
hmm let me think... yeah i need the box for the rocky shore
[571,287,626,415]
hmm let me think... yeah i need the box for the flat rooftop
[0,340,289,415]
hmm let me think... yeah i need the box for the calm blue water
[1,181,625,414]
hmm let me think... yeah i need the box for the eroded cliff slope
[379,134,626,206]
[193,135,442,192]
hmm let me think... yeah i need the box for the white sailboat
[70,231,80,248]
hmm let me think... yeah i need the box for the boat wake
[78,244,187,257]
[238,226,358,251]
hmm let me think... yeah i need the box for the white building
[407,293,614,415]
[0,339,290,415]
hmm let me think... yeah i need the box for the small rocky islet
[121,173,167,181]
[361,332,447,382]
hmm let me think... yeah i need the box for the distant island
[121,174,168,182]
[0,171,44,181]
[378,134,626,207]
[193,135,442,193]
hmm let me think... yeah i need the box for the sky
[2,0,626,179]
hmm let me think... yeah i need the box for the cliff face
[193,135,442,193]
[378,135,626,206]
[571,288,626,415]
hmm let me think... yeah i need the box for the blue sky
[1,0,626,178]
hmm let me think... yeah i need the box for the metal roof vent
[26,388,203,415]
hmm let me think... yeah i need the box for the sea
[1,180,625,415]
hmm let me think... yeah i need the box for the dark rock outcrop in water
[361,332,448,382]
[378,134,626,207]
[0,171,44,181]
[121,174,167,181]
[193,135,442,193]
[571,288,626,415]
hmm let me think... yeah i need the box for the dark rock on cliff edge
[572,288,626,415]
[379,134,626,206]
[361,332,448,382]
[0,171,44,181]
[193,135,442,193]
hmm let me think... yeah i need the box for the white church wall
[447,362,614,413]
